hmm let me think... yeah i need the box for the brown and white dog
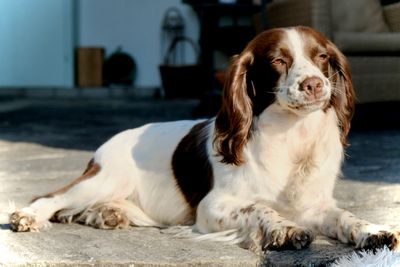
[10,26,399,252]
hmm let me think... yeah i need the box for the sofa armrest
[383,2,400,32]
[264,0,333,38]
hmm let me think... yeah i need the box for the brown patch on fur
[172,120,214,208]
[298,26,331,78]
[240,204,256,215]
[214,52,255,166]
[214,28,287,166]
[328,45,355,148]
[350,229,356,243]
[31,158,101,203]
[82,158,96,175]
[231,212,239,220]
[176,209,196,226]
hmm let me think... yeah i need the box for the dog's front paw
[264,226,315,250]
[9,211,41,232]
[359,230,400,251]
[99,206,129,229]
[288,227,315,250]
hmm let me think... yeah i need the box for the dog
[10,26,400,252]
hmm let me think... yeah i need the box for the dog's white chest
[231,106,342,207]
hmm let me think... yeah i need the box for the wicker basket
[159,36,206,98]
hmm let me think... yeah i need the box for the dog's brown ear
[327,40,355,147]
[214,52,254,166]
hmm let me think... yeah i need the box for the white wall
[78,0,200,88]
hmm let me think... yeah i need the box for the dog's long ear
[214,52,254,166]
[327,41,355,147]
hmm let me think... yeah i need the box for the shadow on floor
[0,99,399,183]
[343,102,400,184]
[0,99,200,151]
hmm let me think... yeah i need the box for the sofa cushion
[332,0,389,33]
[334,32,400,53]
[383,2,400,32]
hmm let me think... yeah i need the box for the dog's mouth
[286,99,328,112]
[276,82,332,114]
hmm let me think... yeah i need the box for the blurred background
[0,0,399,134]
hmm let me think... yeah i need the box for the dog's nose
[299,77,323,98]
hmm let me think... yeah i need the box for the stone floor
[0,97,399,266]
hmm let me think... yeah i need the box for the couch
[258,0,400,103]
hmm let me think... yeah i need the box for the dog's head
[214,26,355,165]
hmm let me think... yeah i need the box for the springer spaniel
[10,26,400,252]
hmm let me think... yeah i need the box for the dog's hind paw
[9,210,44,232]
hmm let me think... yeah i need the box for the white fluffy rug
[330,247,400,267]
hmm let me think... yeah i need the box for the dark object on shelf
[160,36,206,98]
[183,1,264,94]
[76,47,104,87]
[103,47,136,87]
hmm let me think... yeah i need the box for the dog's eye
[318,53,329,61]
[272,58,286,66]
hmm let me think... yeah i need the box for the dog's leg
[196,194,315,251]
[313,207,400,251]
[9,159,122,232]
[68,200,162,230]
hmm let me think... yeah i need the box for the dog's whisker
[328,71,341,80]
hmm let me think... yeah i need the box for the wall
[0,0,73,87]
[78,0,200,88]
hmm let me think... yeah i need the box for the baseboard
[0,87,160,100]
